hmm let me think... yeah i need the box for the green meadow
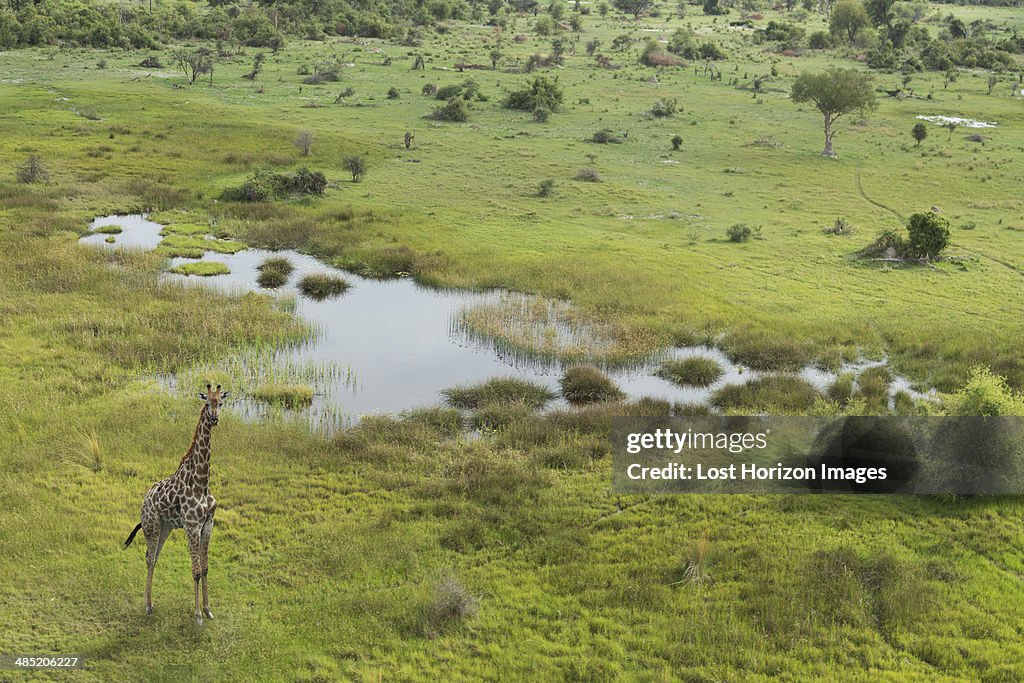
[3,0,1024,678]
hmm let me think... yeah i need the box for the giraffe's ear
[198,393,208,401]
[220,391,230,400]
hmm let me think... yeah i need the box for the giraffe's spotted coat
[135,385,227,625]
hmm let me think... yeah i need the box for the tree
[829,0,870,46]
[790,68,876,157]
[344,155,367,182]
[987,74,999,95]
[943,68,957,90]
[172,48,212,85]
[613,0,654,18]
[906,211,949,259]
[911,121,927,146]
[864,0,895,29]
[945,120,957,141]
[294,131,314,157]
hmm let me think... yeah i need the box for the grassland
[2,1,1024,679]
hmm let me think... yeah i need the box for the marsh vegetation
[3,0,1024,678]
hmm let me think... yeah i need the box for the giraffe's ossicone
[123,383,229,626]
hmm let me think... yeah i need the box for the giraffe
[123,384,229,625]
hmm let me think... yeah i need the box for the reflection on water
[81,215,933,425]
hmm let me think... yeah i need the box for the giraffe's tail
[123,523,143,549]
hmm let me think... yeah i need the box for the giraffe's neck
[178,404,214,490]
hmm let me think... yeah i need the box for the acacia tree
[791,68,876,157]
[829,0,870,46]
[614,0,655,18]
[172,48,213,85]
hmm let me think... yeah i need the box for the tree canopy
[791,68,876,157]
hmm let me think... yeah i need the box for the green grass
[559,365,626,405]
[250,382,315,408]
[93,224,122,234]
[442,377,556,409]
[256,255,294,289]
[297,272,350,300]
[2,2,1024,679]
[169,261,230,276]
[657,356,725,388]
[710,375,823,413]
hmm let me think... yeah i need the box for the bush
[428,98,469,122]
[671,134,683,150]
[343,155,367,182]
[574,167,602,182]
[387,86,400,99]
[442,377,557,409]
[234,168,326,201]
[422,83,438,96]
[640,40,682,66]
[15,156,48,184]
[657,356,724,387]
[297,273,350,300]
[726,223,752,242]
[504,76,564,113]
[650,98,679,118]
[858,228,908,259]
[590,129,623,144]
[560,365,625,404]
[906,212,949,259]
[808,30,833,49]
[532,108,550,123]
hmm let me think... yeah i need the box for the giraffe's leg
[186,526,204,626]
[143,520,167,615]
[200,515,214,619]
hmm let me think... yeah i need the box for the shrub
[858,228,907,259]
[560,365,626,404]
[533,108,550,123]
[291,167,327,194]
[590,129,623,144]
[726,223,752,242]
[435,80,479,101]
[650,98,679,118]
[657,356,724,387]
[442,377,557,409]
[297,273,350,300]
[16,156,49,184]
[537,179,555,197]
[343,155,367,182]
[574,167,602,182]
[944,366,1024,416]
[640,40,682,67]
[906,212,949,259]
[671,134,683,150]
[234,168,326,201]
[808,30,833,49]
[422,83,438,96]
[504,76,564,113]
[387,86,400,99]
[428,98,469,122]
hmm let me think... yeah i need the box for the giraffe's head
[198,384,230,426]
